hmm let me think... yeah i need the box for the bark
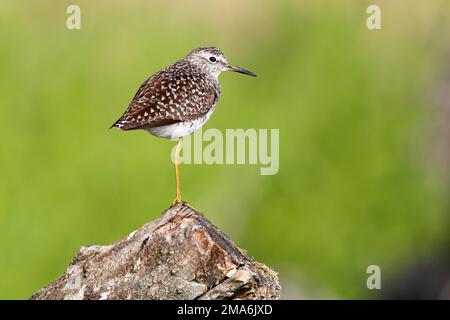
[31,203,281,300]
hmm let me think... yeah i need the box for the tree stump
[31,203,281,300]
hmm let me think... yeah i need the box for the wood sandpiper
[111,47,256,203]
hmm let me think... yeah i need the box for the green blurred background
[1,0,450,299]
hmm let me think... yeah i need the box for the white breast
[146,108,215,139]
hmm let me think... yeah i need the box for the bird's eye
[209,56,217,63]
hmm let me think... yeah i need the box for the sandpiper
[111,47,256,203]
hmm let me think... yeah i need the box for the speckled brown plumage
[112,59,220,131]
[111,47,255,140]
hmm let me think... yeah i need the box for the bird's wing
[111,65,218,131]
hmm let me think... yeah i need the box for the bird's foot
[172,196,183,205]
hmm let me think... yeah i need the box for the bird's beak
[226,64,257,77]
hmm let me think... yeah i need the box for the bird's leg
[173,137,183,204]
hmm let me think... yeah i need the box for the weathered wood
[31,203,281,300]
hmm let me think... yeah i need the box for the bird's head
[185,47,256,79]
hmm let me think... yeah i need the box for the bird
[111,47,256,204]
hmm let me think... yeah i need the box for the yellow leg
[173,138,183,204]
